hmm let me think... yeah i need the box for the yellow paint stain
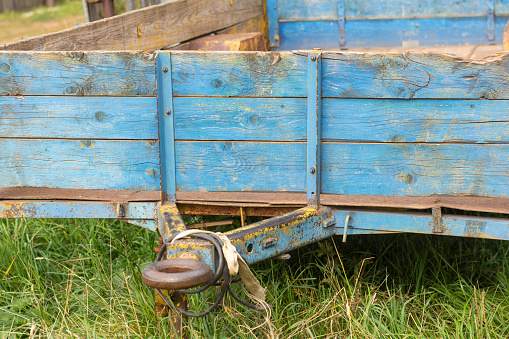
[0,201,26,218]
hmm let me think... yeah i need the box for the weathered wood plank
[321,99,509,143]
[174,97,306,140]
[321,51,509,99]
[165,14,268,51]
[188,33,267,51]
[0,51,155,96]
[0,139,160,190]
[0,0,263,51]
[276,17,508,50]
[171,51,306,97]
[0,96,157,139]
[171,51,509,99]
[173,97,509,143]
[174,141,509,198]
[276,0,509,21]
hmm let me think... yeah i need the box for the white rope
[171,229,266,303]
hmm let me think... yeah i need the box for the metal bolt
[162,66,168,73]
[165,108,171,115]
[311,55,317,61]
[310,167,316,174]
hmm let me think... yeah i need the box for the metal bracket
[338,0,346,48]
[432,206,444,233]
[307,51,322,207]
[156,53,176,203]
[487,0,495,41]
[266,0,280,47]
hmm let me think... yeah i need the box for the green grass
[1,217,509,338]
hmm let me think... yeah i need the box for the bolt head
[165,108,171,115]
[310,167,316,174]
[162,66,168,73]
[311,55,317,61]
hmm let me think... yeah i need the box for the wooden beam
[189,33,267,51]
[0,0,263,51]
[167,14,268,51]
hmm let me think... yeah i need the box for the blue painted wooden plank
[277,0,509,21]
[321,48,509,99]
[321,143,509,197]
[276,16,508,50]
[334,210,509,240]
[173,97,509,143]
[175,141,305,192]
[171,51,509,99]
[0,139,160,191]
[173,97,306,140]
[170,52,307,97]
[0,96,157,139]
[0,52,155,96]
[322,99,509,143]
[0,201,158,219]
[174,141,509,198]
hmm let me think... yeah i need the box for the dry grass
[0,0,84,45]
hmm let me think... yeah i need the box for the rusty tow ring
[142,258,213,290]
[142,232,266,317]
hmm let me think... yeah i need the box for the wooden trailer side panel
[267,0,509,49]
[0,51,160,191]
[166,51,509,199]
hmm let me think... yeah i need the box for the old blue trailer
[2,0,509,336]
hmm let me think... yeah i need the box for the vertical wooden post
[140,0,149,8]
[102,0,115,18]
[46,0,54,7]
[125,0,135,11]
[3,0,14,12]
[81,0,90,22]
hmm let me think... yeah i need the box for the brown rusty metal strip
[3,189,509,215]
[187,219,234,229]
[177,203,299,217]
[0,187,160,202]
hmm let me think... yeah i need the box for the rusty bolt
[162,66,168,73]
[165,108,172,115]
[154,237,164,253]
[310,167,316,174]
[311,55,317,61]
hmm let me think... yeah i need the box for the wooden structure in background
[2,0,265,51]
[0,0,45,12]
[189,32,267,51]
